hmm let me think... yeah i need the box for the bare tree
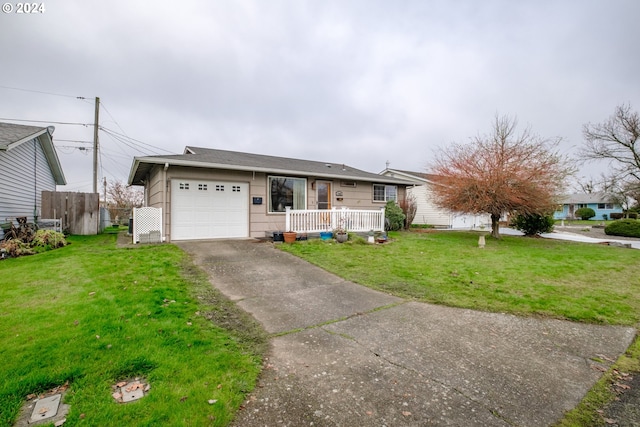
[430,115,574,239]
[582,104,640,182]
[398,194,417,229]
[105,179,143,223]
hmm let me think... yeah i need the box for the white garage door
[171,179,249,240]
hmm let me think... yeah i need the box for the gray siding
[0,137,56,223]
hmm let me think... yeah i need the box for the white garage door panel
[171,180,248,240]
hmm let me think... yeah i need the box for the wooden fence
[41,191,99,235]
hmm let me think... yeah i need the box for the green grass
[0,233,267,427]
[281,231,640,325]
[280,230,640,426]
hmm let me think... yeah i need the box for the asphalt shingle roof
[0,122,47,149]
[129,146,418,186]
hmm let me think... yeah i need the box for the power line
[100,126,173,155]
[55,139,93,144]
[0,85,91,100]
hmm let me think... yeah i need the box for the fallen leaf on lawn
[402,411,411,416]
[180,396,188,402]
[208,399,217,404]
[79,414,85,419]
[112,392,122,400]
[217,384,222,389]
[89,292,95,296]
[116,381,127,387]
[26,393,36,400]
[96,335,100,339]
[614,383,631,390]
[39,407,49,414]
[144,384,150,392]
[54,419,66,427]
[186,322,192,326]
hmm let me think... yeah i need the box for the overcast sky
[2,0,639,193]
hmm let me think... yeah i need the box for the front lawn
[281,231,640,325]
[0,233,267,426]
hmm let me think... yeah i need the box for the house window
[268,176,307,213]
[598,203,614,209]
[373,184,397,202]
[198,184,207,191]
[232,185,241,192]
[216,185,225,191]
[179,182,189,190]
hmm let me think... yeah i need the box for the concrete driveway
[177,239,635,426]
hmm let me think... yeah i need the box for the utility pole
[93,96,100,193]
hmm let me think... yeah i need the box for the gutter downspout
[164,162,169,242]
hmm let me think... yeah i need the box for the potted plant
[333,220,348,243]
[283,230,297,243]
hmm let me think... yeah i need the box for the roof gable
[381,168,442,184]
[0,122,66,185]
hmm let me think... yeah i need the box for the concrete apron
[177,240,636,427]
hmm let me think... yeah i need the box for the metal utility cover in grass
[121,382,145,402]
[29,394,60,423]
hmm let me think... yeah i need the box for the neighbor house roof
[0,122,66,185]
[128,146,418,186]
[560,193,619,204]
[380,168,443,184]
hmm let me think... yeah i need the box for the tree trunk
[491,213,501,239]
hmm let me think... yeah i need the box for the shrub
[510,213,555,236]
[385,201,406,231]
[605,219,640,237]
[398,195,417,230]
[575,207,596,220]
[610,212,624,220]
[627,212,638,219]
[31,229,67,250]
[0,239,34,258]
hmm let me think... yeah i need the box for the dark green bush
[575,207,596,220]
[627,212,638,219]
[385,201,406,231]
[510,214,555,236]
[605,219,640,237]
[610,212,624,220]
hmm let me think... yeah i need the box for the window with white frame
[598,203,614,209]
[268,176,307,213]
[373,184,398,202]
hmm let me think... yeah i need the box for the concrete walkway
[177,239,636,426]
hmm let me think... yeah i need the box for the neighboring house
[127,147,416,241]
[554,193,623,220]
[0,122,66,227]
[380,168,491,229]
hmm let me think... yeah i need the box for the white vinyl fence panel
[132,207,163,244]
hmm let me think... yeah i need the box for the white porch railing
[285,207,385,233]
